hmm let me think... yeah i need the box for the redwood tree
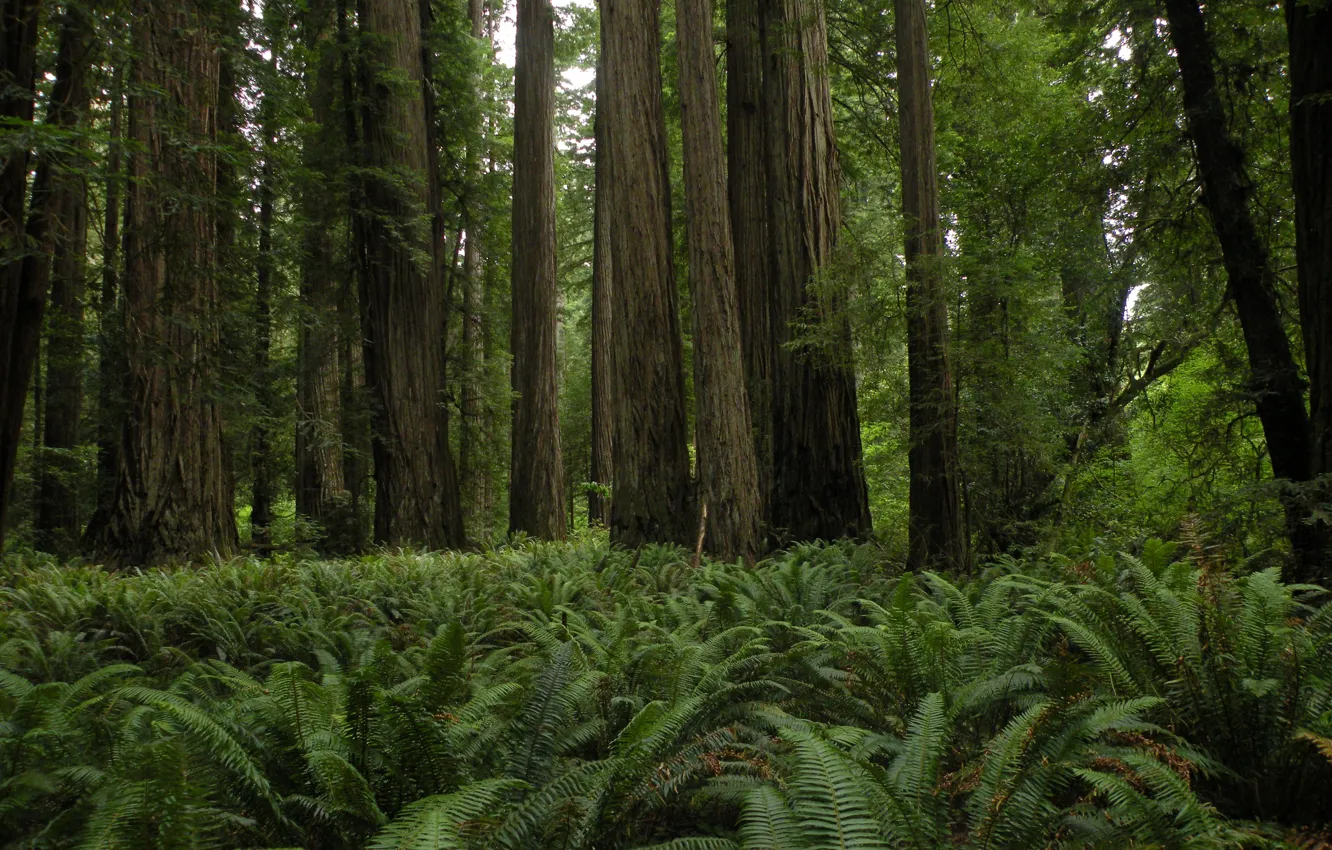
[678,0,761,561]
[762,0,870,542]
[896,0,968,571]
[34,3,93,556]
[602,0,694,546]
[94,0,239,565]
[589,32,614,527]
[357,0,464,549]
[510,0,566,539]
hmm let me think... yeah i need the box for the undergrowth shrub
[0,536,1328,848]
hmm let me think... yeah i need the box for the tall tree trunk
[94,0,239,566]
[1288,0,1332,583]
[589,36,614,527]
[0,0,43,547]
[94,64,124,530]
[295,5,346,535]
[678,0,761,562]
[726,0,771,526]
[356,0,463,549]
[896,0,967,571]
[250,122,277,553]
[460,0,488,536]
[510,0,566,539]
[34,3,93,556]
[762,0,870,542]
[1163,0,1318,575]
[602,0,694,547]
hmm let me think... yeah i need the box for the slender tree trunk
[250,124,277,553]
[93,0,239,566]
[762,0,870,542]
[602,0,694,547]
[356,0,463,549]
[295,6,346,535]
[460,0,488,536]
[0,0,43,547]
[589,37,614,527]
[1288,0,1332,579]
[33,4,93,556]
[1164,0,1319,575]
[510,0,566,539]
[94,64,124,529]
[726,0,771,526]
[896,0,967,571]
[678,0,761,562]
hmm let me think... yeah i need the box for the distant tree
[589,29,614,527]
[896,0,967,571]
[510,0,566,539]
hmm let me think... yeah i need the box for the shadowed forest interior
[1,0,1332,845]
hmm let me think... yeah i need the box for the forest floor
[1,536,1330,848]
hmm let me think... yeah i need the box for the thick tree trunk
[589,40,614,527]
[357,0,464,549]
[896,0,968,571]
[602,0,694,547]
[295,10,346,534]
[679,0,761,562]
[0,0,43,547]
[1288,0,1332,574]
[93,0,239,566]
[34,4,93,556]
[510,0,566,539]
[726,0,772,525]
[1164,0,1319,575]
[762,0,870,542]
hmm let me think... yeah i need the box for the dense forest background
[1,0,1330,578]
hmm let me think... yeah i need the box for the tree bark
[460,0,489,536]
[1163,0,1319,574]
[0,0,43,547]
[1288,0,1332,567]
[93,0,239,566]
[510,0,566,539]
[679,0,761,562]
[295,4,347,535]
[33,3,93,556]
[589,36,614,527]
[762,0,870,542]
[726,0,772,526]
[94,64,124,530]
[602,0,694,547]
[250,116,277,553]
[896,0,968,571]
[356,0,464,549]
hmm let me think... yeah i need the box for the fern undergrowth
[1,536,1330,848]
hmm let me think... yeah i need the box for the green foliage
[1,538,1328,847]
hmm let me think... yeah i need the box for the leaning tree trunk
[679,0,761,562]
[726,0,772,526]
[357,0,464,549]
[510,0,566,539]
[34,3,93,556]
[1164,0,1319,577]
[94,0,239,566]
[602,0,694,547]
[0,0,44,547]
[896,0,968,571]
[589,33,614,527]
[295,7,346,535]
[1288,0,1332,583]
[762,0,871,542]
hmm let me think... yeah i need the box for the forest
[2,0,1332,845]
